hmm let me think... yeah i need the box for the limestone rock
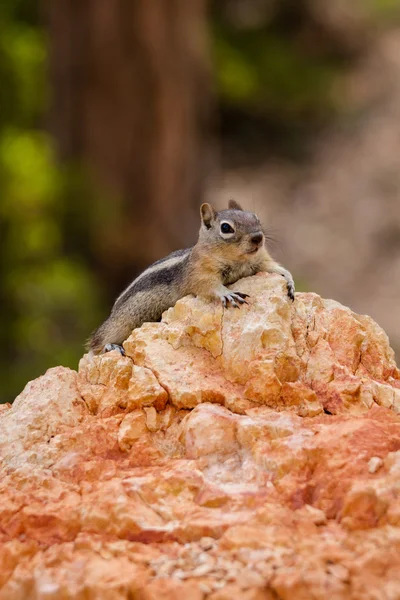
[1,273,400,599]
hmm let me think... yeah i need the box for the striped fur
[89,248,192,354]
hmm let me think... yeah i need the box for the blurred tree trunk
[45,0,212,295]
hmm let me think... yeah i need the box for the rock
[78,352,168,414]
[118,410,148,450]
[1,273,400,599]
[368,456,383,474]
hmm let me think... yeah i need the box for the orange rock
[1,274,400,599]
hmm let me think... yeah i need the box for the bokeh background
[1,0,400,404]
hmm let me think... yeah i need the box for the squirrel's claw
[104,343,126,356]
[275,268,295,302]
[222,291,249,309]
[287,282,295,301]
[229,296,241,308]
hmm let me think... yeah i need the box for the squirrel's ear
[228,199,244,211]
[200,203,216,229]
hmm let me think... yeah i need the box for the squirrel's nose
[250,232,263,245]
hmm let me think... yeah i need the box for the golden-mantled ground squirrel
[88,200,295,355]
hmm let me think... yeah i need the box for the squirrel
[88,200,295,355]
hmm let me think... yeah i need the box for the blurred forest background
[1,0,400,403]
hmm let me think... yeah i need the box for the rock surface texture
[1,273,400,599]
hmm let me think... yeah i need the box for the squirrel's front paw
[287,281,295,301]
[221,291,249,309]
[279,270,295,301]
[104,343,126,356]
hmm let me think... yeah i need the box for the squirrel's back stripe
[114,248,192,308]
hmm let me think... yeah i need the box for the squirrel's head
[199,199,265,259]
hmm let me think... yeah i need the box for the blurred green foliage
[212,0,400,157]
[0,0,399,402]
[0,1,101,403]
[213,25,341,121]
[368,0,400,19]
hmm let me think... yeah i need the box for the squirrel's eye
[221,222,234,234]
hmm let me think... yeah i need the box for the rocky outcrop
[1,273,400,599]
